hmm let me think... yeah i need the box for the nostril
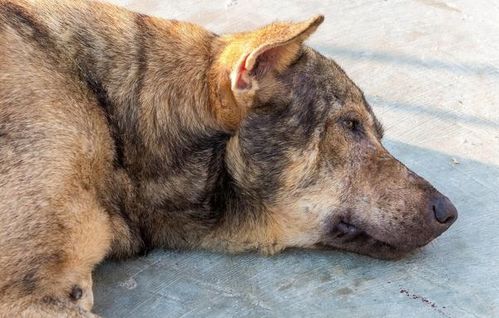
[433,204,447,223]
[432,196,458,224]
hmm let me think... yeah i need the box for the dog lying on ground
[0,0,458,316]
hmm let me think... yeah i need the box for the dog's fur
[0,0,457,316]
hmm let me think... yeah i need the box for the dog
[0,0,458,316]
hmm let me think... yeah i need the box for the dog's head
[210,16,457,259]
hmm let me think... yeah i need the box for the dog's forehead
[284,48,384,137]
[296,49,364,106]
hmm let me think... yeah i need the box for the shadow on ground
[93,140,498,318]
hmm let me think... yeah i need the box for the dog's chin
[317,221,418,260]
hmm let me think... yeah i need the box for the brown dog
[0,0,458,316]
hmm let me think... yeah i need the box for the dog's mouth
[318,220,409,260]
[332,221,397,250]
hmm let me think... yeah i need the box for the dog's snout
[431,194,458,226]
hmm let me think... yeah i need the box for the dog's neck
[66,13,273,253]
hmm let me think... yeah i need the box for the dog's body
[0,0,457,316]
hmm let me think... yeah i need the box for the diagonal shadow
[315,45,499,79]
[366,95,499,129]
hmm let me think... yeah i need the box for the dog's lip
[318,219,425,259]
[330,220,398,250]
[333,221,365,240]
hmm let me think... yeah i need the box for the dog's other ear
[210,15,324,131]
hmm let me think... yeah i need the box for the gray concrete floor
[94,0,499,317]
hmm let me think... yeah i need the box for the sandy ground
[93,1,499,317]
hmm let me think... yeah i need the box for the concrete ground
[94,0,499,317]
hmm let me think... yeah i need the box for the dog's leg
[0,113,114,316]
[1,301,100,318]
[1,299,101,318]
[0,187,112,317]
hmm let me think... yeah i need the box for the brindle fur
[0,0,457,316]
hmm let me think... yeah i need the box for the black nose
[432,194,458,225]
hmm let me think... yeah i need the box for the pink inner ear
[234,54,251,90]
[233,46,282,91]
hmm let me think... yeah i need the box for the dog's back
[0,1,220,315]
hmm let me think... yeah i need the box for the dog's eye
[343,119,361,132]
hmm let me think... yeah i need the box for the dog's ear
[210,15,324,130]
